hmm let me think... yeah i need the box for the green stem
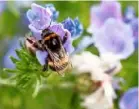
[0,77,16,86]
[32,79,41,98]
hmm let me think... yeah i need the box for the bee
[26,28,71,75]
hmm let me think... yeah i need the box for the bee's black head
[44,34,61,51]
[41,29,53,39]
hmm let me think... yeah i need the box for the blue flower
[62,17,83,39]
[26,3,74,66]
[124,6,138,48]
[124,6,136,23]
[93,18,135,60]
[119,87,138,109]
[45,4,59,21]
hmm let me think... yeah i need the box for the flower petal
[63,30,74,54]
[36,50,48,66]
[45,4,59,21]
[62,17,76,37]
[62,17,83,39]
[49,23,66,39]
[28,24,42,40]
[119,87,138,109]
[27,3,52,38]
[100,1,122,21]
[73,17,83,38]
[88,1,122,33]
[31,3,52,19]
[124,6,136,23]
[93,18,135,60]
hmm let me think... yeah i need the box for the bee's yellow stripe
[44,34,57,41]
[48,56,69,66]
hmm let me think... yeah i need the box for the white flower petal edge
[100,52,122,75]
[71,51,121,109]
[71,51,104,81]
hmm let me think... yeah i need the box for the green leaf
[3,68,18,73]
[70,92,82,109]
[10,56,19,64]
[119,51,138,90]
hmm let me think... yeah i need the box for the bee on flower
[25,3,83,75]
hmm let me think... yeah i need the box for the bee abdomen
[48,61,69,71]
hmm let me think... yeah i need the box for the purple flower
[124,6,138,48]
[27,3,74,66]
[27,3,52,40]
[93,18,135,60]
[119,87,138,109]
[88,1,122,33]
[62,17,83,39]
[124,6,136,23]
[45,4,59,21]
[3,37,22,69]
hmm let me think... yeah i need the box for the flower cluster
[87,0,138,60]
[62,17,83,39]
[70,1,138,108]
[3,3,83,69]
[26,3,83,66]
[124,6,138,47]
[1,1,137,109]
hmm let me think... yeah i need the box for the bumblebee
[26,28,71,75]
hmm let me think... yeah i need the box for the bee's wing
[48,49,69,75]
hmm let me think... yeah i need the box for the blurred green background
[0,1,138,109]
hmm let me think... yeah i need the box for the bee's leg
[42,64,48,71]
[42,59,48,71]
[36,40,44,50]
[26,37,42,50]
[62,32,68,44]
